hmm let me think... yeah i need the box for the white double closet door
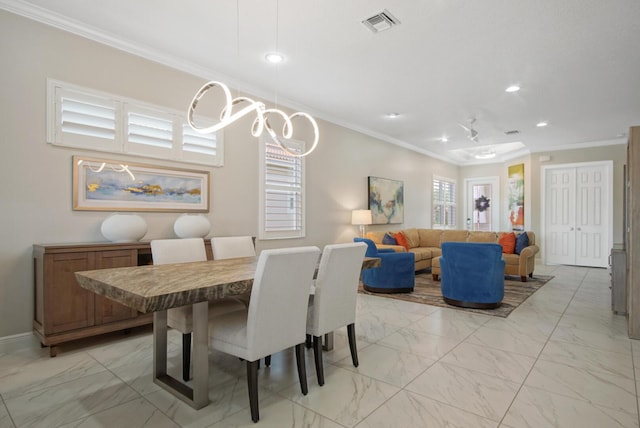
[543,161,612,268]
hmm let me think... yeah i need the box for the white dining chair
[211,236,256,259]
[208,246,321,423]
[211,236,256,307]
[306,242,367,386]
[150,238,246,382]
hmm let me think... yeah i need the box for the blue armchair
[440,242,505,309]
[354,237,415,293]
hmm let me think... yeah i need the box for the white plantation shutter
[182,122,223,166]
[259,138,305,239]
[46,79,224,166]
[51,86,120,152]
[125,106,174,157]
[432,176,457,228]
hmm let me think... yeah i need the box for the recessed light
[475,152,496,160]
[385,112,400,119]
[536,121,548,127]
[441,136,448,143]
[265,52,284,63]
[505,85,521,93]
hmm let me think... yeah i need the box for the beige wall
[0,11,459,337]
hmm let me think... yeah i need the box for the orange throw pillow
[394,232,411,251]
[498,232,516,254]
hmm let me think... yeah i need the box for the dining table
[75,254,380,410]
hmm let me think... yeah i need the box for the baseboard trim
[0,331,34,344]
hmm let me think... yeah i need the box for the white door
[543,162,612,267]
[465,177,500,231]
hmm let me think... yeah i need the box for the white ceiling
[4,0,640,164]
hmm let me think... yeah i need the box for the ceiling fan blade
[458,123,471,132]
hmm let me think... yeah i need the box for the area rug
[358,272,553,318]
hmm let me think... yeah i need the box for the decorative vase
[100,213,147,242]
[174,214,211,238]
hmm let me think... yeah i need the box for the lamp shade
[351,209,372,225]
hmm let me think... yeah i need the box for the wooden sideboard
[33,241,214,356]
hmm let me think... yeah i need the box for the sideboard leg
[49,345,58,357]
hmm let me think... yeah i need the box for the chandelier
[187,0,319,157]
[187,80,319,157]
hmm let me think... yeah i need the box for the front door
[465,177,500,232]
[543,161,612,267]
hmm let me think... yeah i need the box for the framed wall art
[507,163,524,231]
[368,176,404,224]
[73,156,210,212]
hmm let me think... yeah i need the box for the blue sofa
[354,237,415,293]
[440,242,505,309]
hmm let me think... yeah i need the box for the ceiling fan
[459,117,479,142]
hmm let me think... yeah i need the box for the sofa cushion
[365,231,387,244]
[498,232,516,254]
[515,232,530,255]
[382,233,397,245]
[409,247,432,262]
[394,232,411,251]
[418,229,442,248]
[468,231,498,243]
[525,231,536,246]
[441,230,469,244]
[402,228,420,248]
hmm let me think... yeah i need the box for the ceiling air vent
[504,130,520,135]
[362,9,400,33]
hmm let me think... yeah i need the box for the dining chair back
[306,242,367,385]
[208,246,321,422]
[150,238,245,381]
[245,246,319,360]
[211,236,256,259]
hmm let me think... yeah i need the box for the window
[47,79,223,166]
[259,137,305,239]
[432,176,457,228]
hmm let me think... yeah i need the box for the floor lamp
[352,210,372,238]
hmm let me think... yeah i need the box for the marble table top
[75,256,380,314]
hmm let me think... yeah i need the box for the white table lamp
[352,210,372,238]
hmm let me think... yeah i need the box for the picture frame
[507,163,524,231]
[73,156,210,212]
[368,176,404,224]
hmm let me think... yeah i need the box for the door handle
[570,227,574,231]
[577,227,582,231]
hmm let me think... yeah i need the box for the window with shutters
[47,79,223,166]
[259,137,305,239]
[432,176,457,229]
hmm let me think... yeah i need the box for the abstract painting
[368,176,404,224]
[508,163,524,231]
[73,156,209,212]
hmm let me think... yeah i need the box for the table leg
[322,332,334,351]
[153,302,209,409]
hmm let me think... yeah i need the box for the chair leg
[295,344,308,395]
[305,334,312,349]
[182,333,191,381]
[246,360,260,422]
[347,324,359,367]
[312,336,324,386]
[265,355,271,367]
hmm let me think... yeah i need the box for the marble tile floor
[1,264,638,427]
